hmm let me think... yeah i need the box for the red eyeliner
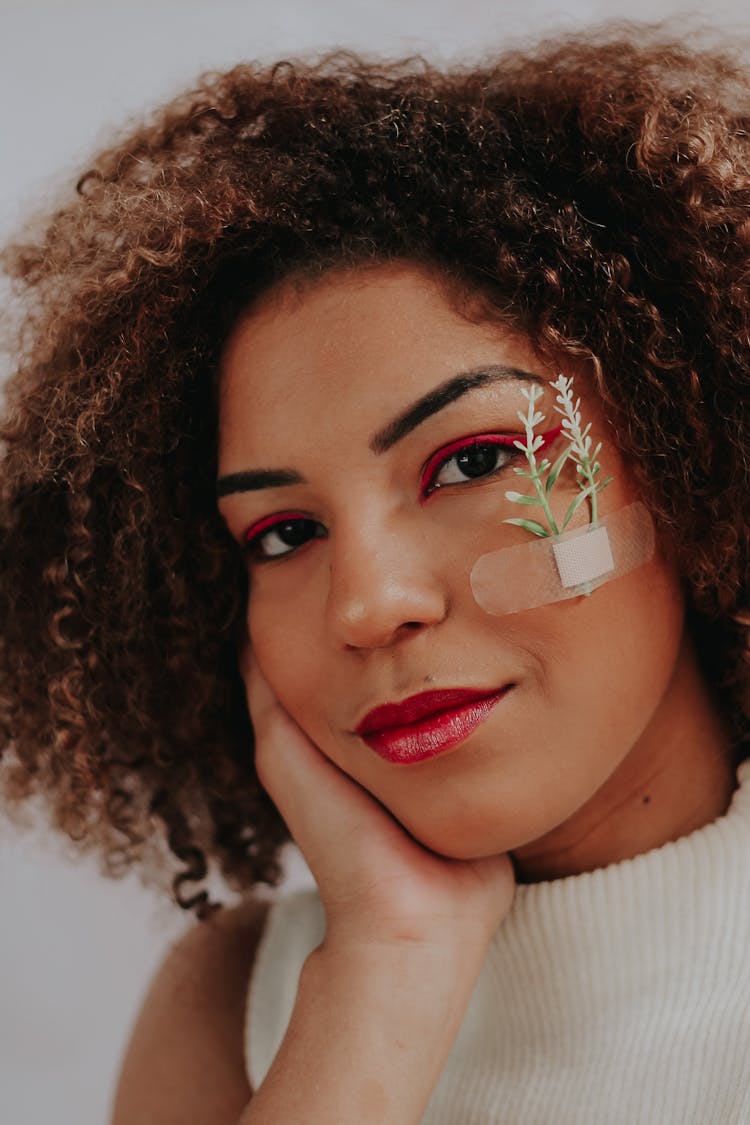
[243,510,311,547]
[419,425,562,499]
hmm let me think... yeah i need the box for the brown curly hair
[2,24,749,918]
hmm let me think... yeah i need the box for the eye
[420,434,521,500]
[243,511,326,561]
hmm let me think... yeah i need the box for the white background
[2,2,748,1123]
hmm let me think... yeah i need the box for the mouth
[354,686,512,765]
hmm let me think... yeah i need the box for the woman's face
[217,262,723,879]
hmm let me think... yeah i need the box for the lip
[355,687,511,765]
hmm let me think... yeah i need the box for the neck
[511,630,738,884]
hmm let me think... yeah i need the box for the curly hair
[2,23,749,917]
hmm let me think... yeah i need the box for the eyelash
[243,510,325,562]
[243,427,561,562]
[418,432,524,501]
[419,426,561,499]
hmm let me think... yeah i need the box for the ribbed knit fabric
[246,758,750,1123]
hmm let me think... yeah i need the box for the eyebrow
[370,364,543,454]
[217,468,303,497]
[216,364,543,498]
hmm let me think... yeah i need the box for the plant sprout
[503,374,612,538]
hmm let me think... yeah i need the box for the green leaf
[503,516,552,538]
[505,491,542,506]
[561,484,597,529]
[544,445,571,497]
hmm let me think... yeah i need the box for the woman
[1,25,749,1123]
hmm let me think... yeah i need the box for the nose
[325,518,448,651]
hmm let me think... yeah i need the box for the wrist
[305,933,486,1053]
[321,894,499,966]
[313,927,487,992]
[245,938,479,1125]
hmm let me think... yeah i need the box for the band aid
[470,501,655,616]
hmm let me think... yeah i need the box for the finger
[244,651,403,881]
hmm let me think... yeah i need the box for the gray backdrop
[2,2,748,1123]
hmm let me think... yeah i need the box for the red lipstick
[355,687,510,765]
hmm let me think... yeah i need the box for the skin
[111,897,265,1123]
[217,259,738,886]
[112,258,740,1122]
[234,575,517,1123]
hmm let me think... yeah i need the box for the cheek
[546,555,685,735]
[248,595,304,691]
[247,593,329,731]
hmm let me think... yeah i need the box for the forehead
[218,263,547,439]
[222,264,498,376]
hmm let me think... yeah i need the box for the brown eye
[421,434,520,497]
[436,442,511,484]
[246,517,325,560]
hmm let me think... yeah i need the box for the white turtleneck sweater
[245,758,750,1123]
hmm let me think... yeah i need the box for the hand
[241,645,517,959]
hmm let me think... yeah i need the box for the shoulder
[111,894,271,1125]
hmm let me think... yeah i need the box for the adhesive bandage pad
[470,501,656,616]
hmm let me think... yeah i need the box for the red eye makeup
[243,511,325,561]
[419,426,562,500]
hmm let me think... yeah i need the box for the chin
[401,813,515,861]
